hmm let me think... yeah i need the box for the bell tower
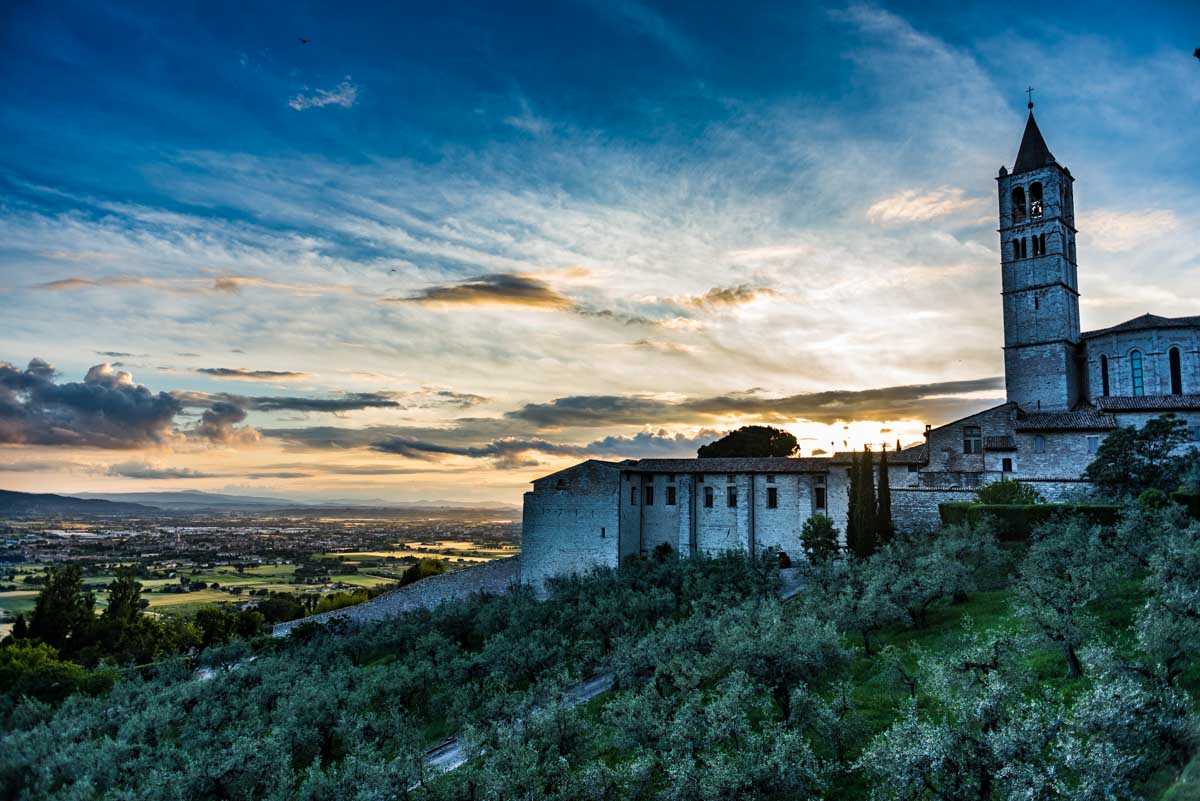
[997,98,1081,411]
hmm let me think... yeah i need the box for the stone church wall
[1085,328,1200,399]
[889,487,977,532]
[521,461,621,590]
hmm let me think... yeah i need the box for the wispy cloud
[288,78,358,111]
[866,187,985,225]
[196,368,310,381]
[396,273,573,309]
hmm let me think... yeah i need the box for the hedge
[939,503,1121,541]
[1172,492,1200,520]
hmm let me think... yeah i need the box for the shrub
[801,515,840,563]
[0,642,114,706]
[939,502,1119,541]
[977,477,1043,505]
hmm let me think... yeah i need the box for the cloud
[0,359,181,449]
[288,78,358,111]
[672,284,778,310]
[196,368,310,381]
[507,377,1005,428]
[1084,209,1179,253]
[396,273,574,310]
[106,461,213,479]
[174,387,482,413]
[866,187,984,225]
[370,436,588,469]
[192,400,260,445]
[582,428,723,457]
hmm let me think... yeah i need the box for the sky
[1,1,1199,504]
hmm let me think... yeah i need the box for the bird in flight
[299,37,311,45]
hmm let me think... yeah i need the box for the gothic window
[1034,295,1040,311]
[1032,236,1041,257]
[962,425,982,454]
[703,486,714,508]
[1130,350,1145,396]
[1100,355,1110,397]
[767,487,778,509]
[1029,182,1044,219]
[644,485,654,506]
[727,486,738,508]
[1012,186,1027,223]
[814,475,826,510]
[1012,240,1021,261]
[666,485,677,506]
[1170,347,1183,395]
[1020,238,1028,259]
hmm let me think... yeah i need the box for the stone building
[518,106,1200,589]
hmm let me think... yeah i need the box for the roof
[623,457,830,474]
[983,436,1016,451]
[1012,112,1056,174]
[1013,410,1116,431]
[1081,313,1200,340]
[1096,395,1200,412]
[532,459,626,483]
[829,444,928,466]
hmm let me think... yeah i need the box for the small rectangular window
[767,487,778,508]
[703,486,714,508]
[766,474,775,484]
[1002,458,1013,473]
[727,487,737,508]
[667,473,675,484]
[644,485,654,506]
[1033,435,1046,454]
[630,486,638,505]
[666,486,677,506]
[600,527,606,538]
[1087,436,1100,454]
[814,486,826,510]
[727,473,735,484]
[962,425,982,455]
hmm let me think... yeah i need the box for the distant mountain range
[0,489,519,515]
[0,490,159,517]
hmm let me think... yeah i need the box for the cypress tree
[877,446,894,545]
[846,451,860,556]
[858,446,877,556]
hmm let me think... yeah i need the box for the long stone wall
[272,557,520,636]
[890,487,977,532]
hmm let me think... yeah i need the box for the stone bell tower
[996,101,1082,411]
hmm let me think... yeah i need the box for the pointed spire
[1013,110,1056,174]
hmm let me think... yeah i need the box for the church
[518,107,1200,589]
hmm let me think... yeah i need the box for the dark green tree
[27,565,95,658]
[876,447,894,546]
[846,452,861,556]
[697,425,798,458]
[1084,414,1190,498]
[801,515,840,562]
[849,447,878,558]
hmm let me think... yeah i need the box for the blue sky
[1,1,1198,502]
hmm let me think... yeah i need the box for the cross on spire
[1026,86,1035,110]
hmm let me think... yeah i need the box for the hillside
[4,503,1200,800]
[0,489,158,517]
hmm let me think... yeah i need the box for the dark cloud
[245,471,310,479]
[507,377,1004,428]
[95,351,139,358]
[197,368,310,381]
[583,429,723,458]
[675,284,778,309]
[175,388,483,413]
[370,436,587,469]
[395,273,573,309]
[106,462,213,479]
[193,401,260,444]
[0,360,181,449]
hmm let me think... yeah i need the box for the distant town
[0,490,519,638]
